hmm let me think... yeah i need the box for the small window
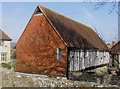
[57,48,62,61]
[34,7,43,16]
[1,53,7,61]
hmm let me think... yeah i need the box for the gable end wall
[15,14,67,77]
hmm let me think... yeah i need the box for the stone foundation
[86,66,108,75]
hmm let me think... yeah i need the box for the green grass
[71,71,82,76]
[104,72,108,75]
[71,71,82,73]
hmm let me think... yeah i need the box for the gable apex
[34,7,43,16]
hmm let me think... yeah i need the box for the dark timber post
[66,47,70,79]
[118,1,120,41]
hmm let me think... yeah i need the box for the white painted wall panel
[69,49,110,71]
[0,40,11,63]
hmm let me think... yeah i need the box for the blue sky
[2,2,118,44]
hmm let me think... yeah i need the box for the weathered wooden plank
[69,49,110,71]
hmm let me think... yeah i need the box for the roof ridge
[38,5,94,31]
[36,5,108,50]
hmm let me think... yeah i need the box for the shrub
[13,51,16,59]
[1,62,11,69]
[7,64,11,69]
[104,72,108,75]
[1,63,7,68]
[11,63,16,72]
[12,64,16,68]
[11,50,16,59]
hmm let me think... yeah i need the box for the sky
[1,2,118,44]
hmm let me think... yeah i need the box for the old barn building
[15,5,110,77]
[111,41,120,69]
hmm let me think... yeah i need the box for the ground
[68,71,120,86]
[0,65,119,88]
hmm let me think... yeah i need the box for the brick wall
[15,14,67,77]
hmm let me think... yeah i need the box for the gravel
[1,66,119,87]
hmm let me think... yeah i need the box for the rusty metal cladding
[15,14,67,77]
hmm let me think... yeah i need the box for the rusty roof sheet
[36,5,109,50]
[0,29,12,40]
[111,41,120,54]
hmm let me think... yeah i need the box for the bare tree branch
[109,2,117,14]
[94,1,117,14]
[94,2,107,10]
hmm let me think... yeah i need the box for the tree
[93,1,119,42]
[11,50,16,59]
[94,1,118,14]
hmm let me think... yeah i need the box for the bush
[1,63,7,68]
[12,64,16,67]
[11,50,16,59]
[13,51,16,59]
[12,64,16,69]
[1,62,11,69]
[104,72,108,75]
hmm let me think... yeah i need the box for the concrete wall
[16,14,67,77]
[0,40,11,63]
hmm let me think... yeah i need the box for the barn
[111,41,120,69]
[15,5,110,77]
